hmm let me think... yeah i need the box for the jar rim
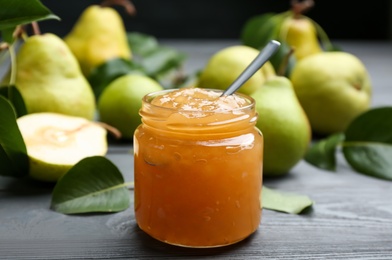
[142,88,255,114]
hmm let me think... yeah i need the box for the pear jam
[133,88,263,248]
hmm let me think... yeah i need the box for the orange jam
[133,88,263,248]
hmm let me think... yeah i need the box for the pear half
[17,113,108,182]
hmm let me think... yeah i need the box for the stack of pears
[196,45,311,176]
[241,0,372,136]
[241,0,328,75]
[64,5,132,76]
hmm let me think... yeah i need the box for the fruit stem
[31,22,41,35]
[101,0,137,16]
[309,17,334,51]
[278,47,295,77]
[96,122,122,139]
[291,0,314,18]
[8,43,17,91]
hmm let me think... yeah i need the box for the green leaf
[88,58,145,99]
[0,0,60,34]
[125,32,186,87]
[1,27,15,44]
[127,32,186,75]
[262,186,313,214]
[0,96,28,177]
[241,12,289,49]
[141,46,187,77]
[0,86,27,117]
[51,156,130,214]
[127,32,159,57]
[304,133,345,171]
[342,107,392,180]
[241,13,277,49]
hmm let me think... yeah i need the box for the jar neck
[139,89,258,138]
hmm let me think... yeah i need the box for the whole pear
[251,76,311,176]
[64,5,132,76]
[98,74,163,140]
[1,33,96,120]
[197,45,275,95]
[280,16,322,60]
[290,51,372,135]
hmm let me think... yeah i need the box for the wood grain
[1,41,392,259]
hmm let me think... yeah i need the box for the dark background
[37,0,392,40]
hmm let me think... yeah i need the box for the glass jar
[133,88,263,248]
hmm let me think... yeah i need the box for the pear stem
[31,22,41,35]
[278,47,295,76]
[96,122,122,139]
[101,0,137,16]
[8,43,17,91]
[12,25,28,41]
[291,0,314,18]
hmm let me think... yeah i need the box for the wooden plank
[0,41,392,259]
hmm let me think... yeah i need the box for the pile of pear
[196,42,372,177]
[219,3,373,176]
[196,45,311,177]
[0,5,151,182]
[240,1,372,137]
[275,9,372,135]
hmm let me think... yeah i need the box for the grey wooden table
[1,40,392,259]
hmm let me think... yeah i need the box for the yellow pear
[251,76,311,176]
[290,51,372,135]
[196,45,275,95]
[280,16,322,60]
[1,33,96,120]
[64,5,132,76]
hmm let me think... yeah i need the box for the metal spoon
[221,40,281,96]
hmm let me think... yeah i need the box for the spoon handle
[221,40,281,96]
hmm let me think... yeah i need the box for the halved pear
[17,113,108,182]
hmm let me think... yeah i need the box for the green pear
[17,113,108,182]
[1,33,96,120]
[64,5,132,76]
[290,51,372,135]
[251,76,311,176]
[197,45,275,95]
[279,16,322,60]
[98,74,163,140]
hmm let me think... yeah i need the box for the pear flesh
[17,113,108,182]
[197,45,275,95]
[1,33,96,120]
[64,5,132,76]
[251,76,311,176]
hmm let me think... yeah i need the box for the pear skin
[251,76,311,176]
[64,5,132,76]
[197,45,275,95]
[1,33,96,120]
[290,51,372,135]
[98,74,163,140]
[280,16,322,60]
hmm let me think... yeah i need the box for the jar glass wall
[134,88,263,248]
